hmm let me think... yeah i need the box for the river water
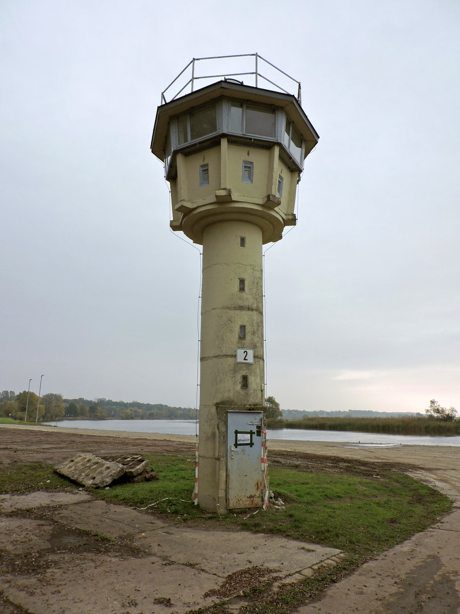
[44,419,460,447]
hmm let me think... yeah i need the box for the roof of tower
[151,80,319,162]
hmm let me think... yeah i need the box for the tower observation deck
[151,54,319,513]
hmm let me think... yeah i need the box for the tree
[264,396,283,425]
[65,402,79,418]
[0,399,18,418]
[15,391,40,421]
[42,394,65,421]
[425,399,457,422]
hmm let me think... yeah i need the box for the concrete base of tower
[197,404,266,514]
[197,405,228,514]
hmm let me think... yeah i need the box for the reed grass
[282,416,460,436]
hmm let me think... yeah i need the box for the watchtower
[151,55,319,513]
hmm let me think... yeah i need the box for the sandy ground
[0,424,459,613]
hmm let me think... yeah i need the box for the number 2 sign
[236,349,254,364]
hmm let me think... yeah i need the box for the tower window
[199,164,209,186]
[230,102,243,132]
[190,105,217,140]
[240,236,246,247]
[241,375,249,389]
[277,174,284,197]
[238,278,246,292]
[245,105,275,138]
[242,160,254,184]
[239,325,246,340]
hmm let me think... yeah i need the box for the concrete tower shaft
[198,220,264,511]
[151,60,319,513]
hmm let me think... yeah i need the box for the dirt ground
[1,425,459,613]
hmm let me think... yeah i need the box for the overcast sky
[1,0,459,412]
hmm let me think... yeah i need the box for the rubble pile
[55,453,157,488]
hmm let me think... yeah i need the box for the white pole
[24,378,32,422]
[35,374,44,423]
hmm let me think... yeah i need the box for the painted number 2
[236,349,254,364]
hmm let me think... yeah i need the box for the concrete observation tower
[151,54,318,513]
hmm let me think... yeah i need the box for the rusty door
[227,411,263,509]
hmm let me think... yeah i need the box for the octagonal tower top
[150,54,319,244]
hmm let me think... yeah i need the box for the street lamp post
[35,374,44,424]
[24,378,32,422]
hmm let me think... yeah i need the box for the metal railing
[161,53,301,104]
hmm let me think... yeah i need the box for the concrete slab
[0,491,91,513]
[0,553,222,614]
[135,526,341,578]
[52,499,168,538]
[55,453,126,487]
[0,517,53,553]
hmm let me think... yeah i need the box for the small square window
[242,160,254,184]
[238,278,246,292]
[277,175,284,197]
[199,164,209,186]
[240,236,246,247]
[239,325,246,340]
[241,375,249,389]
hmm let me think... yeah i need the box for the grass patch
[0,462,74,493]
[0,417,21,424]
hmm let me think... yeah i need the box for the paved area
[0,491,341,613]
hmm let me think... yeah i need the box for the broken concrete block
[103,454,149,478]
[55,453,126,488]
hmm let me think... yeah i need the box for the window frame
[199,163,209,186]
[242,160,254,184]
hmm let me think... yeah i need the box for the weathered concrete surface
[0,518,53,553]
[135,526,341,578]
[0,490,91,512]
[52,499,168,538]
[0,553,223,614]
[0,491,342,613]
[297,511,460,614]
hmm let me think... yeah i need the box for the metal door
[227,411,263,509]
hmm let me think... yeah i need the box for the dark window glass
[245,105,275,138]
[190,105,217,140]
[239,325,246,339]
[240,236,246,247]
[229,102,243,132]
[241,375,249,389]
[239,278,246,292]
[177,115,188,144]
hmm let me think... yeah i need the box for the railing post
[191,58,195,93]
[297,83,302,104]
[255,53,258,88]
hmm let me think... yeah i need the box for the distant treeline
[0,391,196,421]
[281,416,460,436]
[63,397,196,420]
